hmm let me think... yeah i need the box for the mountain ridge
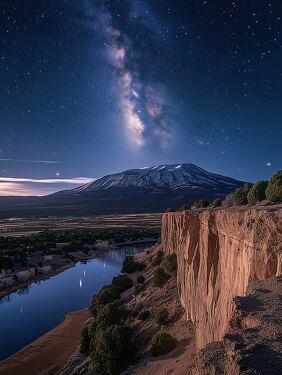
[0,163,245,218]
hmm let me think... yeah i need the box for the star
[266,162,271,167]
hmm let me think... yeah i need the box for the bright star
[266,162,271,166]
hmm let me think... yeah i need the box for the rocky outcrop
[162,207,282,349]
[189,276,282,375]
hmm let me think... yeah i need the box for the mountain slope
[0,164,245,218]
[66,163,242,194]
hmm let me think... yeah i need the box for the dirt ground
[0,213,162,237]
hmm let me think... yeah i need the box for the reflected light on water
[83,270,86,277]
[79,278,83,289]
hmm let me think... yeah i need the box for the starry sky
[0,0,281,195]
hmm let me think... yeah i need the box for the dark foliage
[160,254,177,275]
[247,180,268,205]
[265,170,282,202]
[155,307,169,325]
[153,266,170,287]
[151,332,177,357]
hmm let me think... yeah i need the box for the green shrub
[137,275,145,284]
[80,325,91,354]
[179,204,189,211]
[93,301,129,333]
[210,198,222,207]
[151,332,177,357]
[112,274,133,292]
[90,285,120,316]
[91,325,136,375]
[153,266,170,287]
[247,180,268,205]
[193,199,210,208]
[139,310,150,320]
[228,183,253,206]
[122,256,145,273]
[160,254,177,275]
[152,250,164,266]
[265,170,282,202]
[155,307,169,325]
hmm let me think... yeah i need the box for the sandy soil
[0,309,89,375]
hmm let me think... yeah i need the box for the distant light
[266,162,271,167]
[56,172,60,176]
[79,278,82,288]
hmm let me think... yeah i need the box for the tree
[93,301,129,333]
[160,254,177,275]
[247,180,268,205]
[153,266,170,287]
[122,256,145,273]
[112,274,133,292]
[265,170,282,202]
[155,308,169,325]
[152,250,164,266]
[210,198,222,207]
[193,199,210,208]
[91,325,136,375]
[151,332,177,357]
[90,285,120,317]
[227,183,253,206]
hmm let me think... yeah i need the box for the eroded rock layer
[162,207,282,349]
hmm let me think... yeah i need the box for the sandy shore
[0,309,89,375]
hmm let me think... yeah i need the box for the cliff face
[162,207,282,349]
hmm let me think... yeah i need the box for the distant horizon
[0,161,276,197]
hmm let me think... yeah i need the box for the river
[0,244,147,361]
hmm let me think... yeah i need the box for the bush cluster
[155,307,169,325]
[265,170,282,202]
[84,275,136,374]
[92,324,136,375]
[152,250,164,266]
[247,180,268,205]
[153,266,171,287]
[122,256,145,274]
[151,332,177,357]
[210,198,222,207]
[193,199,210,208]
[227,183,253,206]
[112,274,133,292]
[90,285,121,317]
[160,253,177,275]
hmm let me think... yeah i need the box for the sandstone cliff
[162,207,282,349]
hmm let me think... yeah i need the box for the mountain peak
[71,163,243,193]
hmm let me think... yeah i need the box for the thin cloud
[0,177,92,184]
[0,158,61,164]
[0,177,94,196]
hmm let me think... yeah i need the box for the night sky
[0,0,281,195]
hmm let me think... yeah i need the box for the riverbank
[0,309,89,375]
[0,251,102,299]
[0,240,156,300]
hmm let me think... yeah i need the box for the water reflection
[0,244,147,360]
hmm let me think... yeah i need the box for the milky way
[87,1,174,150]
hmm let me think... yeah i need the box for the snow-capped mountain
[0,164,245,218]
[71,163,242,193]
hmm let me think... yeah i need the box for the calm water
[0,244,147,360]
